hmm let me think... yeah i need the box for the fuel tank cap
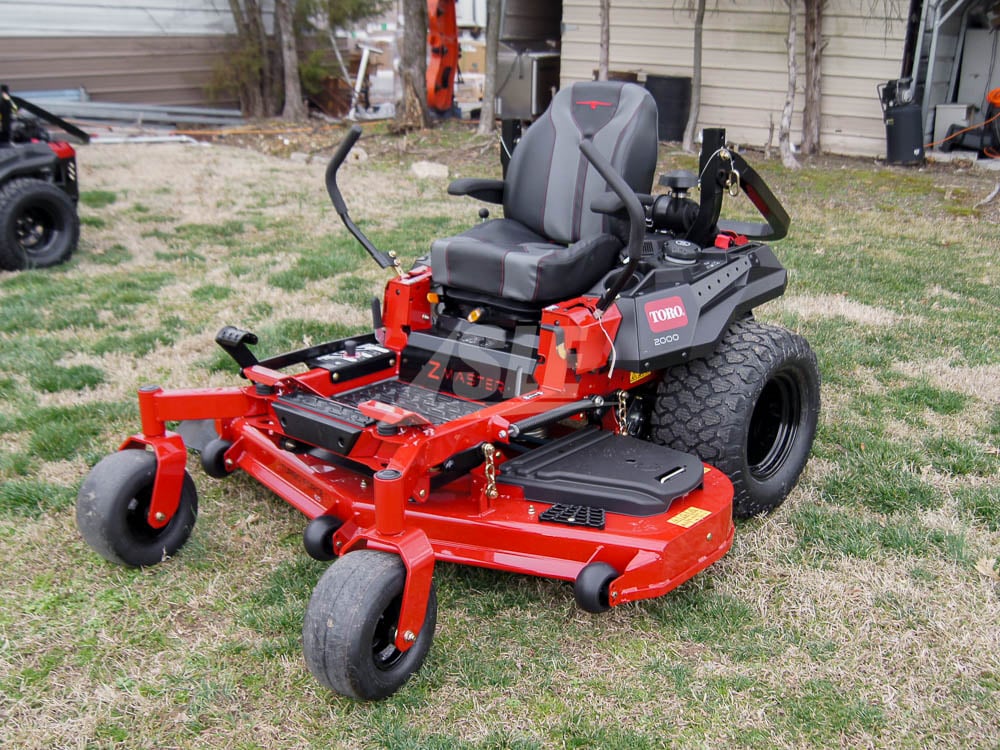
[663,239,701,264]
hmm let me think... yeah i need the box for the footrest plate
[538,504,606,530]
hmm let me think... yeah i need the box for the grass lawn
[1,123,998,749]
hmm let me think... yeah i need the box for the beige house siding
[0,36,237,108]
[562,0,908,157]
[0,1,257,108]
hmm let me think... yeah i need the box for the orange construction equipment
[427,0,459,113]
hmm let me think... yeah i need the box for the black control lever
[326,125,398,271]
[215,326,259,370]
[579,139,645,316]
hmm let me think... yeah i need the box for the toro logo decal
[576,100,613,110]
[644,296,688,332]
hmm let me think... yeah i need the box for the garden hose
[925,88,1000,157]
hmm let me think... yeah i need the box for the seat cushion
[431,218,621,303]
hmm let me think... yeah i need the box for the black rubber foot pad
[538,504,606,530]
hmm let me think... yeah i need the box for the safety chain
[616,390,628,434]
[482,443,499,499]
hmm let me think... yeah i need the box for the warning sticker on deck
[668,506,711,528]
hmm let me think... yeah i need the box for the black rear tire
[0,177,79,270]
[76,450,199,567]
[651,319,820,518]
[302,550,437,700]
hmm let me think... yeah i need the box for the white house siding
[0,0,270,106]
[561,0,908,157]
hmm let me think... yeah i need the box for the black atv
[0,85,89,270]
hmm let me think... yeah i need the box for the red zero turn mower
[76,82,820,700]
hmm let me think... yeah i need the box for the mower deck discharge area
[77,81,820,701]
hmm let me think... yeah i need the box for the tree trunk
[597,0,611,80]
[229,0,265,117]
[682,0,706,152]
[396,0,430,131]
[476,0,502,135]
[801,0,824,155]
[276,0,306,120]
[779,0,801,169]
[246,0,276,114]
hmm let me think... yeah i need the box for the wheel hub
[16,206,57,253]
[747,370,802,480]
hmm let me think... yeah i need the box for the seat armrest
[590,191,653,216]
[447,178,505,204]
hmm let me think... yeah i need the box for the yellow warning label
[668,506,711,528]
[629,371,651,384]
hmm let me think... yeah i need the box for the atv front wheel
[0,177,79,270]
[302,550,437,700]
[76,450,199,566]
[651,319,820,518]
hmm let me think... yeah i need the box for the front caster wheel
[76,450,198,567]
[200,438,233,479]
[302,515,343,561]
[652,319,820,518]
[302,550,437,700]
[575,562,619,613]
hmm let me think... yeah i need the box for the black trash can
[878,79,924,165]
[644,75,691,142]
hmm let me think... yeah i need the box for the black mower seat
[431,81,658,304]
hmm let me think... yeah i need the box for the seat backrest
[503,81,658,245]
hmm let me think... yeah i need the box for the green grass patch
[0,479,75,518]
[822,465,941,514]
[22,402,135,463]
[955,484,1000,531]
[260,318,364,352]
[780,678,885,744]
[92,329,177,358]
[789,504,968,562]
[267,235,363,290]
[87,243,133,265]
[891,379,968,417]
[923,436,999,476]
[175,220,246,245]
[79,190,117,208]
[154,247,206,264]
[190,284,233,302]
[648,586,789,662]
[30,364,105,393]
[334,274,380,308]
[240,557,325,657]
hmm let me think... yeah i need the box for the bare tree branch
[598,0,610,81]
[477,0,502,135]
[682,0,706,152]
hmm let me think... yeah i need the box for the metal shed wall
[561,0,908,157]
[0,0,267,107]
